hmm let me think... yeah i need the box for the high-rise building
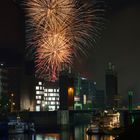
[74,75,97,109]
[105,62,118,108]
[0,62,21,112]
[20,61,36,111]
[59,69,75,110]
[0,62,8,111]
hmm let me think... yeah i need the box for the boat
[8,116,35,134]
[8,120,25,134]
[86,122,104,135]
[86,110,124,135]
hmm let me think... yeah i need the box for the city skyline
[0,0,140,104]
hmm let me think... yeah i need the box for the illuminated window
[57,106,59,109]
[37,100,41,104]
[44,93,47,96]
[36,106,40,111]
[50,93,54,96]
[38,82,42,85]
[36,86,39,90]
[36,91,40,94]
[54,89,56,92]
[83,95,86,104]
[57,89,59,92]
[44,89,47,92]
[48,97,51,100]
[40,86,42,90]
[52,97,55,100]
[51,102,55,105]
[49,106,55,111]
[48,89,53,92]
[45,102,47,105]
[39,96,41,99]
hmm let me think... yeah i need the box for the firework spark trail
[26,0,104,81]
[35,32,73,78]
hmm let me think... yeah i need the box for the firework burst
[25,0,104,81]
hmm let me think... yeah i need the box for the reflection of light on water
[86,135,115,140]
[36,133,60,140]
[7,126,115,140]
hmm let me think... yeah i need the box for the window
[50,93,54,96]
[48,89,53,92]
[36,96,41,99]
[49,106,55,111]
[37,100,41,104]
[36,106,40,111]
[36,91,40,94]
[51,101,55,105]
[36,86,39,90]
[38,82,42,85]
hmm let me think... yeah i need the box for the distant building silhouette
[59,68,75,110]
[105,62,119,108]
[0,62,8,111]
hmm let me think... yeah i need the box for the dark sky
[75,0,140,104]
[0,0,24,65]
[1,0,140,104]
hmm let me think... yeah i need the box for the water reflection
[87,135,115,140]
[5,125,115,140]
[8,134,35,140]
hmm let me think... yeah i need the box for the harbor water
[0,125,116,140]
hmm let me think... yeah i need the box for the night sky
[1,0,140,105]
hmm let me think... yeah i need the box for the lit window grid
[35,87,60,111]
[44,88,59,111]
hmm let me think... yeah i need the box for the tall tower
[59,68,75,110]
[105,62,118,108]
[0,63,8,111]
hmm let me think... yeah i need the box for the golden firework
[25,0,104,81]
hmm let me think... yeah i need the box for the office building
[35,81,60,111]
[0,62,8,110]
[105,62,118,108]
